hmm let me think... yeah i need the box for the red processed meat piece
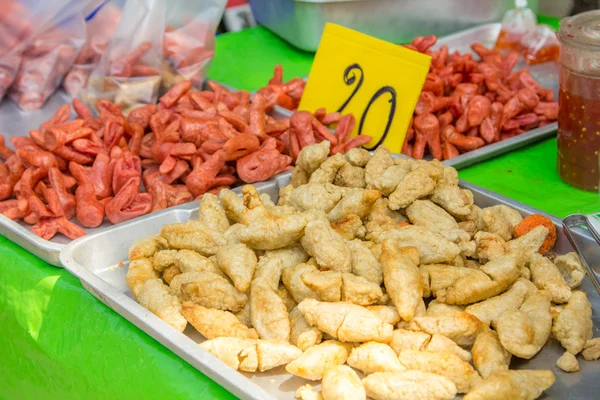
[47,168,76,219]
[441,125,485,151]
[290,111,315,149]
[31,216,86,240]
[237,147,292,183]
[69,153,115,199]
[223,134,260,161]
[185,150,228,197]
[0,134,15,160]
[105,177,152,224]
[413,113,442,160]
[75,183,105,228]
[466,95,492,127]
[159,81,193,108]
[112,152,142,194]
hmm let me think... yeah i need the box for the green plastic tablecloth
[2,16,600,400]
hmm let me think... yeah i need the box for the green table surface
[2,15,600,400]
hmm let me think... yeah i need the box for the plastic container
[557,10,600,192]
[494,0,537,51]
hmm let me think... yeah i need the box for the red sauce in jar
[557,68,600,191]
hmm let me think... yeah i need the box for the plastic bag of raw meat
[7,0,88,111]
[0,1,32,103]
[161,0,226,92]
[81,0,225,114]
[63,0,125,97]
[82,0,166,114]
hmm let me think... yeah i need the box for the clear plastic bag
[82,0,225,114]
[0,1,32,102]
[63,0,125,97]
[162,0,226,91]
[7,0,88,111]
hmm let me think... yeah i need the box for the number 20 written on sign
[336,63,397,150]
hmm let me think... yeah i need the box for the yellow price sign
[299,23,431,152]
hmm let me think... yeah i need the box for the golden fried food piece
[282,262,319,303]
[365,146,394,189]
[301,220,352,272]
[388,167,438,210]
[459,220,478,238]
[552,290,593,355]
[285,340,353,380]
[129,234,168,260]
[239,210,315,250]
[436,254,520,305]
[290,183,344,213]
[219,188,249,223]
[486,205,523,230]
[420,264,479,298]
[347,239,383,285]
[472,330,511,379]
[302,270,343,302]
[215,243,256,293]
[399,350,481,393]
[414,312,486,346]
[290,166,310,189]
[254,256,284,291]
[298,299,393,343]
[309,153,347,184]
[474,232,507,262]
[126,258,159,298]
[347,341,405,374]
[137,279,187,332]
[277,284,297,312]
[389,329,431,354]
[296,384,323,400]
[152,249,177,271]
[582,338,600,361]
[250,277,290,342]
[181,301,258,339]
[556,351,579,372]
[334,163,366,188]
[371,226,460,264]
[161,221,226,256]
[297,141,331,175]
[290,306,322,351]
[426,300,464,316]
[173,249,226,277]
[161,267,180,286]
[496,290,552,359]
[322,365,366,400]
[366,305,401,325]
[342,272,384,306]
[345,147,371,167]
[328,188,381,223]
[506,225,548,261]
[381,242,422,321]
[438,164,459,186]
[464,279,532,327]
[553,252,586,289]
[331,214,365,240]
[365,198,407,236]
[426,334,472,362]
[529,252,571,304]
[234,301,251,328]
[462,370,555,400]
[223,223,243,245]
[198,193,229,233]
[406,200,458,233]
[372,164,412,196]
[477,208,513,241]
[362,370,457,400]
[200,337,302,372]
[430,185,474,218]
[170,271,247,312]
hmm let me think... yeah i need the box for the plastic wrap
[82,0,225,114]
[7,0,88,111]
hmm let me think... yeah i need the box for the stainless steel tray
[60,173,600,400]
[267,23,559,170]
[248,0,538,52]
[0,80,252,266]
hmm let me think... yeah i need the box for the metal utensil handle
[563,214,600,295]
